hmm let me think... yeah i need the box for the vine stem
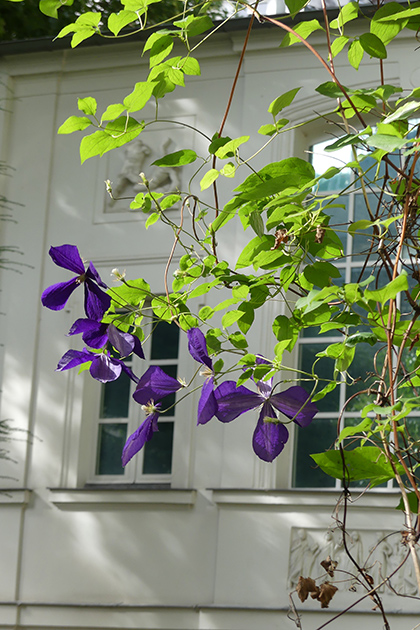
[210,10,256,259]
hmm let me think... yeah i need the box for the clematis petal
[68,318,108,349]
[187,328,213,370]
[197,377,217,425]
[107,324,145,359]
[121,406,160,467]
[89,354,121,383]
[133,365,182,405]
[86,261,108,289]
[254,356,273,398]
[214,380,262,423]
[41,278,79,311]
[84,278,111,320]
[56,348,93,372]
[48,244,85,275]
[252,402,289,462]
[270,386,318,427]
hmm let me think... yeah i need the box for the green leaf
[371,2,407,45]
[145,212,160,228]
[280,19,323,47]
[268,88,301,117]
[200,169,219,191]
[78,97,97,116]
[348,39,364,69]
[272,315,299,349]
[215,136,249,159]
[364,272,408,305]
[220,162,236,178]
[331,35,349,58]
[108,10,137,35]
[316,81,348,98]
[160,194,181,210]
[144,33,174,68]
[152,149,197,167]
[359,32,387,59]
[237,302,254,334]
[330,2,358,28]
[384,101,420,124]
[222,310,244,328]
[239,353,256,366]
[396,492,418,514]
[376,5,420,21]
[198,305,214,321]
[337,418,372,444]
[349,219,374,235]
[40,0,73,18]
[258,124,277,136]
[58,115,91,134]
[249,211,265,238]
[367,134,407,151]
[311,447,401,487]
[173,15,213,37]
[236,235,273,269]
[109,277,150,308]
[285,0,309,16]
[123,81,155,113]
[235,158,315,201]
[179,57,201,76]
[80,117,143,163]
[303,261,341,288]
[229,332,248,349]
[346,332,377,346]
[101,103,126,122]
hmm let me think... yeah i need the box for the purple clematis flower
[187,327,217,425]
[214,362,318,462]
[68,319,145,359]
[41,244,111,320]
[121,366,184,467]
[121,402,161,467]
[56,348,138,383]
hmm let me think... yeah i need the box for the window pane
[96,423,127,475]
[151,320,180,360]
[299,343,340,412]
[293,418,337,488]
[100,372,131,418]
[143,422,174,474]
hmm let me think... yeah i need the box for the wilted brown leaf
[314,582,338,608]
[320,555,338,577]
[296,576,319,603]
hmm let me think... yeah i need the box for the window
[91,318,181,483]
[292,133,420,488]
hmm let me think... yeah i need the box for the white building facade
[0,13,419,630]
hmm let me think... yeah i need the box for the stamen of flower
[263,415,280,424]
[200,367,213,378]
[142,401,158,414]
[178,377,187,387]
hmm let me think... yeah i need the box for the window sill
[210,488,400,509]
[48,486,196,508]
[0,489,32,505]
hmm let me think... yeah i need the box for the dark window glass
[151,320,180,360]
[100,371,131,418]
[96,423,127,475]
[143,422,174,474]
[293,418,337,488]
[299,343,340,412]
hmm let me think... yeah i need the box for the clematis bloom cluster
[186,329,318,462]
